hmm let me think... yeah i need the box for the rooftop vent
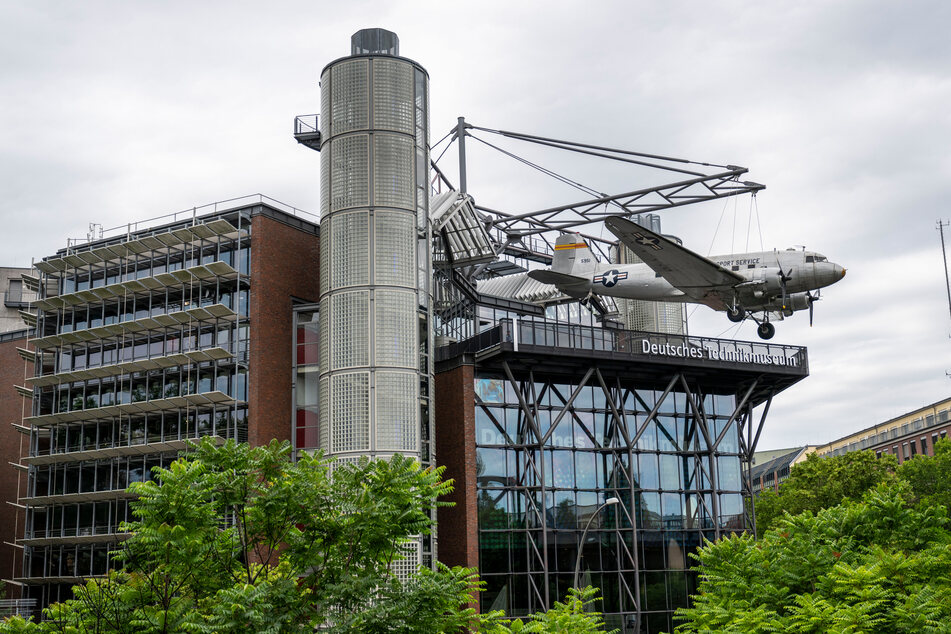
[351,28,399,56]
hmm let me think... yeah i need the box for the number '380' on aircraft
[526,216,846,340]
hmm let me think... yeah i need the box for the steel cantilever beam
[444,121,765,239]
[479,169,763,238]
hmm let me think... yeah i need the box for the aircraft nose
[836,265,846,279]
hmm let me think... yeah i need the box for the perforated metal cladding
[390,539,421,580]
[317,50,430,486]
[373,134,414,209]
[331,211,368,289]
[320,146,330,218]
[319,376,329,451]
[331,59,368,134]
[375,371,418,451]
[374,290,416,367]
[330,134,369,211]
[318,299,329,375]
[372,59,414,134]
[414,68,428,148]
[330,372,369,452]
[320,222,330,292]
[374,211,415,287]
[320,69,331,138]
[331,291,369,369]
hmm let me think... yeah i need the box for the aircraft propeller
[776,258,793,309]
[806,290,820,326]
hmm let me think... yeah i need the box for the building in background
[751,397,951,498]
[9,199,318,608]
[1,268,38,333]
[749,446,815,494]
[814,397,951,463]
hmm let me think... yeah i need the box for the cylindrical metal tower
[317,28,433,533]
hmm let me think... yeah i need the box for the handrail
[437,319,808,372]
[294,114,319,135]
[82,194,318,244]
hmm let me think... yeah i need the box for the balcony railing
[438,319,808,373]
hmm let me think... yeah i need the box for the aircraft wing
[604,216,744,310]
[527,269,588,286]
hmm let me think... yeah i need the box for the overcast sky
[2,1,949,449]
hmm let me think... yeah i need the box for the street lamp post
[572,496,620,589]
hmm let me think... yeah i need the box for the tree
[483,587,618,633]
[3,439,488,633]
[753,449,897,536]
[898,438,951,513]
[674,484,951,633]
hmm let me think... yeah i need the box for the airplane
[526,215,846,339]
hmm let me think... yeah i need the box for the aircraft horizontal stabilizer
[527,269,588,286]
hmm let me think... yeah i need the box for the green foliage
[897,438,951,513]
[675,484,951,632]
[483,586,618,633]
[2,439,489,633]
[754,450,897,536]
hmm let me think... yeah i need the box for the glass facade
[294,306,319,453]
[473,371,746,633]
[21,209,253,608]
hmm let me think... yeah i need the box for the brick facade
[434,362,479,572]
[247,213,320,448]
[0,332,30,596]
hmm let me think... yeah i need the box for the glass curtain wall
[474,372,745,634]
[23,211,251,609]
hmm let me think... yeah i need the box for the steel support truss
[474,361,777,620]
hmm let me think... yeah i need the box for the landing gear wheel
[757,322,776,340]
[727,307,745,323]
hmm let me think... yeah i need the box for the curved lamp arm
[572,496,620,589]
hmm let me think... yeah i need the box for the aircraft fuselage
[555,248,844,310]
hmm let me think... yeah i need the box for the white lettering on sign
[713,257,762,267]
[640,339,799,367]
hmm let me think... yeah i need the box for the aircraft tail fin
[552,233,597,276]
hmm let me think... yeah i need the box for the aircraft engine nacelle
[749,267,784,298]
[761,292,811,314]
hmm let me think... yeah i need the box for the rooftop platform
[436,319,808,407]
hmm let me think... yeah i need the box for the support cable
[430,128,454,153]
[753,193,765,252]
[707,194,732,257]
[469,125,732,174]
[467,134,612,202]
[745,194,754,253]
[431,136,455,167]
[731,195,737,255]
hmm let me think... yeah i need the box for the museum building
[4,28,812,633]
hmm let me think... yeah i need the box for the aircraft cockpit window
[816,256,827,262]
[805,256,815,263]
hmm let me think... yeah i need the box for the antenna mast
[939,220,951,327]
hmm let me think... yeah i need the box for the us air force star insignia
[633,233,662,250]
[594,269,628,288]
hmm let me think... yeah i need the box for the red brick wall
[247,214,320,448]
[0,334,31,596]
[434,363,479,574]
